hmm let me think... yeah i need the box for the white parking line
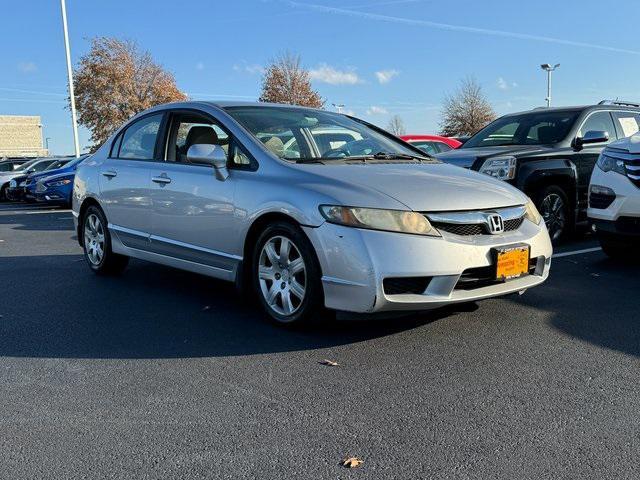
[553,247,602,258]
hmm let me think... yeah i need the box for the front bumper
[5,187,25,201]
[588,168,640,221]
[303,219,552,313]
[33,184,72,205]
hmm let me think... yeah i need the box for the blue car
[33,171,76,206]
[25,155,89,204]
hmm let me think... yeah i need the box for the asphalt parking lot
[1,203,638,479]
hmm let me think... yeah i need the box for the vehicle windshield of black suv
[225,106,428,162]
[463,110,581,148]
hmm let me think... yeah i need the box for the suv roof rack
[598,99,640,108]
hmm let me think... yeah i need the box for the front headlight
[9,180,16,188]
[319,205,440,236]
[524,199,542,225]
[46,178,73,187]
[479,156,517,180]
[596,153,626,175]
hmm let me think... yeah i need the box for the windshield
[45,159,70,171]
[14,158,41,172]
[463,110,580,148]
[225,106,427,161]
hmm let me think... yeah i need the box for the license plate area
[494,244,530,281]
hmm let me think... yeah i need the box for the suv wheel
[252,221,325,325]
[598,234,638,261]
[81,205,129,275]
[536,186,571,244]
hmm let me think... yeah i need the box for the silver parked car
[72,102,552,325]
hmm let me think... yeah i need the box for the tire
[598,234,638,261]
[81,205,129,275]
[535,185,572,244]
[0,184,7,202]
[251,221,325,326]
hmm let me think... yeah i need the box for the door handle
[101,170,117,179]
[152,175,172,185]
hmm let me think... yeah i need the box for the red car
[400,135,461,155]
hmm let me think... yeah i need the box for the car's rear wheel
[252,222,325,325]
[536,185,571,244]
[0,184,7,202]
[82,205,129,275]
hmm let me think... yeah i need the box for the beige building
[0,115,48,158]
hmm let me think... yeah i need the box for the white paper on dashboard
[618,116,639,137]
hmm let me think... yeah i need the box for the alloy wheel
[540,193,566,241]
[258,235,307,317]
[84,213,105,265]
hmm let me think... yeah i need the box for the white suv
[588,134,640,258]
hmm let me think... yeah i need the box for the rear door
[98,112,164,250]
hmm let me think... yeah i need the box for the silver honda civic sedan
[72,101,552,325]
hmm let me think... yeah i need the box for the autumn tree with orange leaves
[73,37,187,150]
[259,53,324,108]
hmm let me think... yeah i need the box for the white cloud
[309,64,361,85]
[375,69,399,84]
[18,61,37,73]
[196,61,205,71]
[366,105,388,115]
[233,63,264,75]
[497,77,517,90]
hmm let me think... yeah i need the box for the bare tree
[387,115,406,136]
[259,53,324,108]
[439,77,496,137]
[73,37,187,150]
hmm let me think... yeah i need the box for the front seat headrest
[185,126,218,148]
[262,136,285,157]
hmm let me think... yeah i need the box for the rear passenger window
[613,112,640,138]
[118,114,163,160]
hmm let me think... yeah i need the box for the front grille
[589,192,615,209]
[383,276,432,295]
[455,258,539,291]
[432,217,524,236]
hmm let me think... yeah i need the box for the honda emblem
[487,214,504,234]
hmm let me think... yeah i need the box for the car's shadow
[508,255,640,358]
[0,254,472,359]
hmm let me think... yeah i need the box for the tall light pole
[540,63,560,108]
[332,103,345,114]
[60,0,80,157]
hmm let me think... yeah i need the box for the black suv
[437,101,640,242]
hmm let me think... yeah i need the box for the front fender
[517,158,578,194]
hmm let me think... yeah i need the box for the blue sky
[2,0,640,155]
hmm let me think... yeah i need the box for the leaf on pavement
[202,305,211,311]
[341,457,364,468]
[319,359,339,367]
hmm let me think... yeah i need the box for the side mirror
[186,144,229,181]
[575,130,609,150]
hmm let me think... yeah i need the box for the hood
[436,145,551,168]
[608,133,640,154]
[40,171,75,183]
[299,161,528,211]
[28,164,76,183]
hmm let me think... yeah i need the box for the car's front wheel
[536,185,571,244]
[81,205,129,275]
[252,222,325,325]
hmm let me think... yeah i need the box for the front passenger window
[578,111,616,142]
[118,114,163,160]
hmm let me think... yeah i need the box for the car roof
[504,104,640,117]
